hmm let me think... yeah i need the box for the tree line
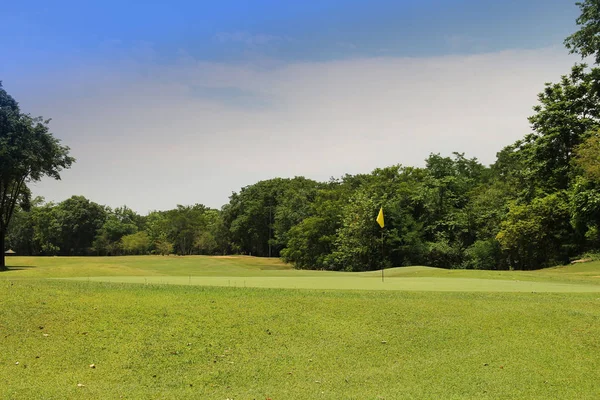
[5,133,600,271]
[2,0,600,271]
[5,198,224,257]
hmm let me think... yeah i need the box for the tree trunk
[0,231,6,271]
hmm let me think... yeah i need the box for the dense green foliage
[6,199,225,257]
[6,140,598,270]
[565,0,600,64]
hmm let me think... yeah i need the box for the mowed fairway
[1,256,600,399]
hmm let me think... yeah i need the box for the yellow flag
[376,207,384,228]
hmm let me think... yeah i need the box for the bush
[426,237,464,268]
[464,239,503,270]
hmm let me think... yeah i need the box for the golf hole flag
[376,207,384,228]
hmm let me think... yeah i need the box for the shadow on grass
[1,265,36,272]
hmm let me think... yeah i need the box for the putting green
[63,275,600,292]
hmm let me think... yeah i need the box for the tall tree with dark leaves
[0,83,73,270]
[56,196,106,255]
[570,132,600,249]
[565,0,600,65]
[495,64,600,198]
[526,65,600,192]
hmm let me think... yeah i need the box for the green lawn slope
[1,256,599,398]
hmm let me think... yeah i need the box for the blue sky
[3,0,577,65]
[0,0,586,212]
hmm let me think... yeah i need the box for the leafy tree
[574,132,600,182]
[281,216,335,269]
[121,231,151,255]
[166,204,205,255]
[426,234,464,269]
[565,0,600,65]
[418,153,488,266]
[0,83,73,269]
[30,201,61,255]
[193,209,225,255]
[55,196,106,255]
[496,193,573,269]
[569,176,600,248]
[463,239,503,270]
[145,211,169,250]
[281,180,349,269]
[373,167,429,267]
[523,65,600,192]
[159,204,222,255]
[93,206,141,255]
[460,182,514,269]
[326,166,430,271]
[224,178,292,257]
[492,141,532,197]
[570,132,600,249]
[327,190,382,271]
[467,182,513,242]
[155,234,174,256]
[5,205,34,255]
[272,177,320,250]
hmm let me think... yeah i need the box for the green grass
[1,256,600,398]
[60,275,600,292]
[2,255,295,278]
[6,255,600,291]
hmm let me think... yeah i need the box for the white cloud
[12,46,581,213]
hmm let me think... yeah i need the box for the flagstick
[381,230,384,283]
